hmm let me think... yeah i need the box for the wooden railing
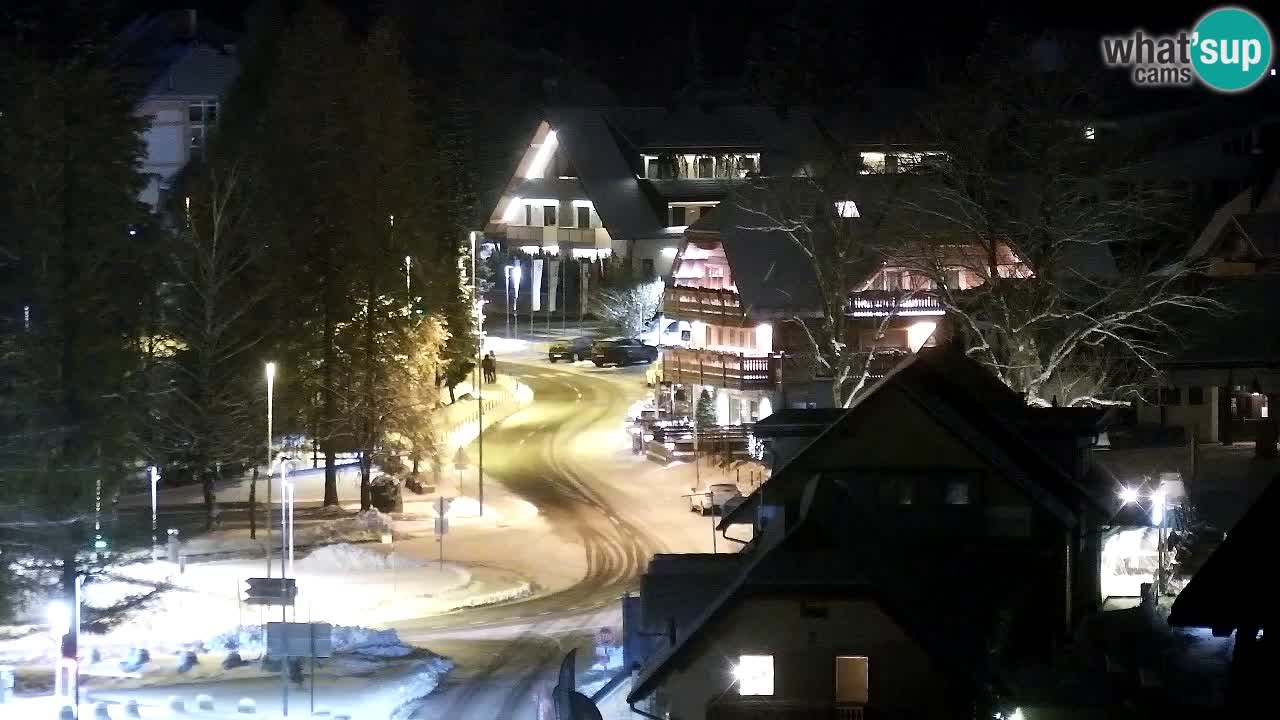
[663,286,748,326]
[846,290,945,317]
[663,348,781,389]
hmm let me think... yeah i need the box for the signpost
[454,448,469,497]
[434,497,451,570]
[244,577,297,606]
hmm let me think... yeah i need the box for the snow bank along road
[395,360,668,719]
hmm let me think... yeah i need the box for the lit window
[734,655,774,696]
[834,200,859,218]
[834,656,869,705]
[1083,125,1096,141]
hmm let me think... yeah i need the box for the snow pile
[207,624,419,659]
[389,656,456,720]
[298,508,393,546]
[296,543,428,573]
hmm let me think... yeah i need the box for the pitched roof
[546,109,666,239]
[1168,478,1280,630]
[630,476,999,705]
[144,46,239,99]
[720,346,1103,530]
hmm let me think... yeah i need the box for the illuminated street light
[265,361,276,578]
[1118,486,1140,505]
[149,466,160,561]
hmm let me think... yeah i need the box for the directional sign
[245,577,297,606]
[266,622,332,658]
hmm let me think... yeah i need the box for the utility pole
[472,233,485,516]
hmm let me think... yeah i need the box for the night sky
[7,0,1278,100]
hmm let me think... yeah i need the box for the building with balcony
[112,9,239,210]
[628,347,1116,720]
[1137,168,1280,455]
[658,175,1015,423]
[481,106,822,275]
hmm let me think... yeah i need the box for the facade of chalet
[481,106,823,276]
[1138,170,1280,455]
[628,348,1114,720]
[658,176,1032,423]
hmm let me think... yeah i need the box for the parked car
[640,317,693,347]
[591,338,658,366]
[548,336,594,363]
[690,483,743,516]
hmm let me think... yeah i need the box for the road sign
[453,447,470,470]
[434,517,450,537]
[245,577,297,606]
[266,622,332,658]
[434,496,452,518]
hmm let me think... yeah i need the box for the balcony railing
[504,225,610,249]
[663,286,748,326]
[846,290,945,317]
[663,348,780,389]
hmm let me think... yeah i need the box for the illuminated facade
[482,107,823,277]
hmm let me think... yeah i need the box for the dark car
[548,336,594,363]
[591,338,659,366]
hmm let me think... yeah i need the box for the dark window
[1188,386,1204,405]
[543,205,557,226]
[945,480,971,505]
[670,206,687,226]
[878,477,913,505]
[945,269,962,289]
[696,156,714,178]
[524,205,532,226]
[641,258,655,277]
[1158,387,1182,405]
[577,206,590,228]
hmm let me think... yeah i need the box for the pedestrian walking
[481,351,497,383]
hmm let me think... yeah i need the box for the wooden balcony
[846,290,945,317]
[663,286,748,326]
[663,348,781,390]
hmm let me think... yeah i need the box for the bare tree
[741,46,1219,408]
[737,173,927,406]
[594,278,664,337]
[158,161,268,530]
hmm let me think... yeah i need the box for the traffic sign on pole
[453,447,469,470]
[245,577,297,606]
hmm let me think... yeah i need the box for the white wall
[655,597,947,719]
[1135,385,1218,442]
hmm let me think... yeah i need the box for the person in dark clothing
[481,352,496,383]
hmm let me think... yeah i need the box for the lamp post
[404,254,412,306]
[265,362,276,578]
[504,265,512,338]
[279,457,296,581]
[472,232,486,517]
[149,466,160,561]
[511,264,522,340]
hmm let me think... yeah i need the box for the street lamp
[265,362,276,578]
[149,466,160,561]
[511,264,522,339]
[279,456,297,580]
[404,255,412,306]
[472,232,486,517]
